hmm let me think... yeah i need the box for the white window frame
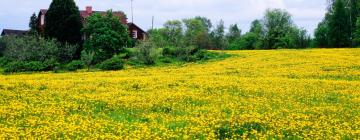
[132,30,138,39]
[41,15,45,25]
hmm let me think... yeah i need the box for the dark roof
[1,29,28,36]
[128,22,146,33]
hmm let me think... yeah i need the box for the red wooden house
[37,6,146,40]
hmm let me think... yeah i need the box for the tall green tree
[29,13,38,35]
[211,20,228,50]
[249,20,263,35]
[82,11,130,63]
[328,0,351,47]
[315,20,330,47]
[226,24,241,43]
[44,0,83,45]
[262,9,293,49]
[183,17,213,49]
[163,20,183,47]
[355,17,360,45]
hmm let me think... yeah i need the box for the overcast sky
[0,0,327,35]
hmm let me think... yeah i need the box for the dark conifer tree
[44,0,82,45]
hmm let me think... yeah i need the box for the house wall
[128,24,146,40]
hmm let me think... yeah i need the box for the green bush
[173,46,204,62]
[3,61,27,73]
[1,35,60,62]
[98,56,124,71]
[66,60,84,71]
[162,46,176,56]
[43,59,60,71]
[58,43,80,63]
[134,41,159,65]
[0,57,11,67]
[4,61,42,73]
[3,60,60,73]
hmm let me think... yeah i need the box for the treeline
[1,0,359,73]
[315,0,360,48]
[149,9,312,50]
[0,0,221,73]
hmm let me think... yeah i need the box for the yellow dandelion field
[0,48,359,139]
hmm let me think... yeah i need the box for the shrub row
[3,59,59,73]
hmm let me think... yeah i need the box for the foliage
[262,9,293,49]
[147,29,168,48]
[328,0,351,47]
[83,11,130,63]
[183,17,213,49]
[97,55,124,70]
[226,24,241,44]
[44,0,83,45]
[234,32,259,50]
[249,20,264,35]
[57,43,79,63]
[66,60,84,71]
[3,59,59,73]
[356,17,360,45]
[0,49,359,138]
[28,13,38,35]
[315,0,358,47]
[81,50,95,69]
[211,20,228,50]
[0,57,11,67]
[133,41,159,65]
[163,20,184,47]
[226,24,242,50]
[315,20,330,47]
[229,20,265,50]
[1,35,59,62]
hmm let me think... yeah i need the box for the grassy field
[0,48,359,139]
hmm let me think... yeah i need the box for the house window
[132,30,138,39]
[41,15,45,25]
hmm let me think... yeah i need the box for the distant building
[37,6,146,40]
[1,29,28,36]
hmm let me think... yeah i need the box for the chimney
[86,6,93,14]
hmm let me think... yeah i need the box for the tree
[194,16,213,32]
[236,32,258,50]
[211,20,228,50]
[29,13,38,35]
[227,24,241,43]
[315,20,330,47]
[249,20,264,49]
[249,20,263,35]
[163,20,183,47]
[328,0,351,47]
[147,28,168,48]
[183,17,213,49]
[44,0,83,45]
[82,11,130,63]
[355,17,360,45]
[262,9,293,49]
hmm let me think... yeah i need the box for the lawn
[0,48,359,139]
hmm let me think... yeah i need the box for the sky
[0,0,327,35]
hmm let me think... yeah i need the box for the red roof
[39,9,128,25]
